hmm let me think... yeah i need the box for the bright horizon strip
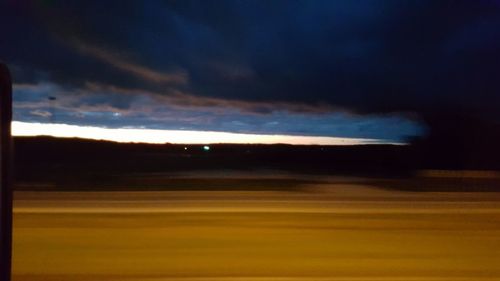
[12,121,398,145]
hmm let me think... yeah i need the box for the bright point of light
[203,145,210,151]
[11,121,399,145]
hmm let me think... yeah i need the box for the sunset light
[12,121,389,145]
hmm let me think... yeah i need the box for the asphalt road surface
[11,181,500,281]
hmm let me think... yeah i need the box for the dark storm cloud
[3,1,499,113]
[1,0,499,141]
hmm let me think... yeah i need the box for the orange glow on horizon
[11,121,397,145]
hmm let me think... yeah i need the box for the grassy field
[11,180,500,281]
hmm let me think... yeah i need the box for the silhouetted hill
[12,136,500,191]
[13,136,414,181]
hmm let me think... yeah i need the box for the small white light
[203,145,210,151]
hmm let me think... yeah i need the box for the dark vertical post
[0,63,13,281]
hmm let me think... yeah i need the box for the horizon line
[11,121,402,145]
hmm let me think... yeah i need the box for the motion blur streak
[12,183,500,281]
[11,121,389,145]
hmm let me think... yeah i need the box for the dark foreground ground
[12,136,500,192]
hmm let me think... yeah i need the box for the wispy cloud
[30,109,52,118]
[85,82,336,115]
[73,41,188,85]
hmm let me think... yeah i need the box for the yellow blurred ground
[11,183,500,281]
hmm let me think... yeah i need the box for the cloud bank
[2,0,499,143]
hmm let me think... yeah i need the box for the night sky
[2,0,500,143]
